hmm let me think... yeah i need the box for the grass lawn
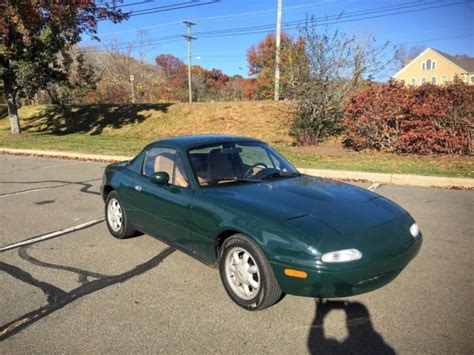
[1,130,472,178]
[0,103,472,178]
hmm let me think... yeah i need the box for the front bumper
[270,234,422,298]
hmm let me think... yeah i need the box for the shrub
[344,80,473,155]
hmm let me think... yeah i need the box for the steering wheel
[244,163,268,178]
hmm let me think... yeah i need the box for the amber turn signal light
[284,268,308,279]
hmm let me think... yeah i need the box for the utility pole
[183,21,196,103]
[274,0,283,101]
[129,73,135,104]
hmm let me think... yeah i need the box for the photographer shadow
[308,299,395,355]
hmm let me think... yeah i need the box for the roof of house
[431,48,474,73]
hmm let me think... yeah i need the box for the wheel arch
[214,228,267,263]
[102,184,114,201]
[215,229,242,261]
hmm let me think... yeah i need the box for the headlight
[321,249,362,263]
[410,223,420,237]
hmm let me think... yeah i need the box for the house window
[421,59,436,71]
[411,78,416,85]
[421,77,426,84]
[441,76,447,83]
[431,77,436,84]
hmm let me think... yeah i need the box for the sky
[80,0,474,79]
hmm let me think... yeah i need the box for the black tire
[105,191,137,239]
[219,233,282,311]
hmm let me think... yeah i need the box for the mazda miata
[101,135,422,310]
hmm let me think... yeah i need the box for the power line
[398,33,473,46]
[129,0,220,17]
[113,0,157,8]
[196,0,464,39]
[194,0,433,37]
[99,0,344,37]
[82,1,470,53]
[106,1,437,39]
[98,0,220,20]
[180,33,474,60]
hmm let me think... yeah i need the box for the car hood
[216,175,407,236]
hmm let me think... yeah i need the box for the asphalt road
[0,154,472,354]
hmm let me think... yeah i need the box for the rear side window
[143,147,189,188]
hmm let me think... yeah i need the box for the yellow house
[393,47,474,86]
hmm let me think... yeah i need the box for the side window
[143,147,175,178]
[143,147,189,188]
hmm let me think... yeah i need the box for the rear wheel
[105,191,136,239]
[219,233,282,311]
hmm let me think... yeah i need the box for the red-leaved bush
[344,80,473,155]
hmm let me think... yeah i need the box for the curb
[0,148,130,163]
[1,148,473,189]
[300,168,474,189]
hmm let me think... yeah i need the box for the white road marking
[0,161,88,174]
[0,186,52,197]
[367,183,381,191]
[0,218,104,252]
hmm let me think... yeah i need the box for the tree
[247,33,306,99]
[155,54,187,101]
[45,49,99,105]
[0,1,127,133]
[393,45,424,70]
[289,18,391,145]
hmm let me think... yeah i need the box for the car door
[131,147,193,249]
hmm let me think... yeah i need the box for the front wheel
[219,234,282,311]
[105,191,137,239]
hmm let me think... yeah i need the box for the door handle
[134,185,142,192]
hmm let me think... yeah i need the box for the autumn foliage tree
[247,32,306,99]
[155,54,188,101]
[154,53,255,102]
[0,0,127,133]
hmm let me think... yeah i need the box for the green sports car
[101,135,422,310]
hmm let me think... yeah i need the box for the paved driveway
[0,155,472,354]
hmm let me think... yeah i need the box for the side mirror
[150,171,169,185]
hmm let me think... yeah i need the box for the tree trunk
[4,76,21,134]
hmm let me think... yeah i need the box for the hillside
[0,101,295,145]
[1,100,472,178]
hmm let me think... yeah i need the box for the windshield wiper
[261,171,301,180]
[208,177,262,185]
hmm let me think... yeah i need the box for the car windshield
[188,141,300,186]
